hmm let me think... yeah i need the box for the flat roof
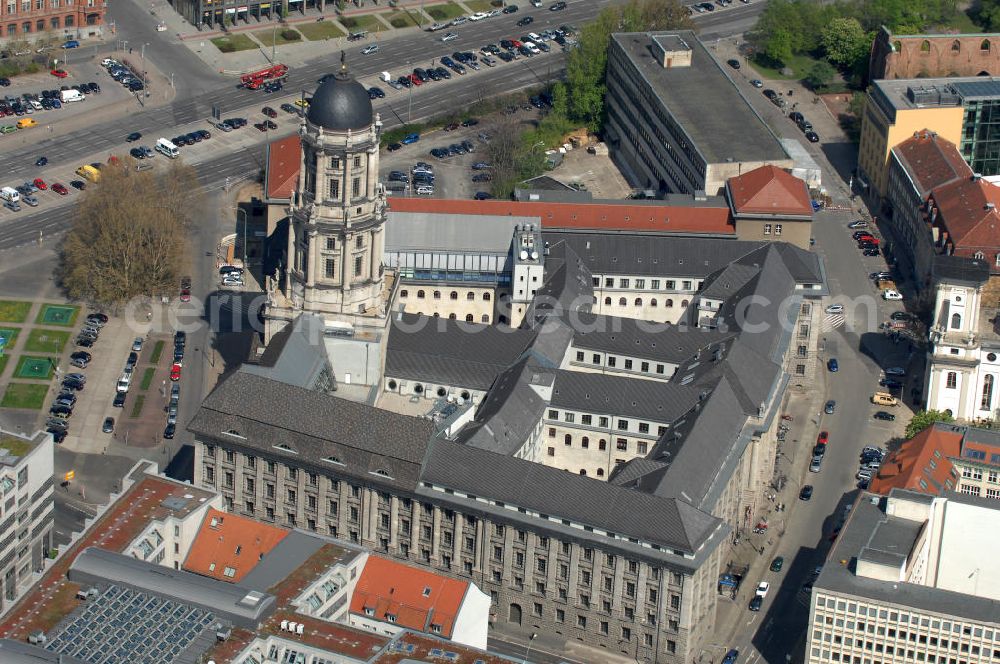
[868,77,1000,113]
[610,31,788,164]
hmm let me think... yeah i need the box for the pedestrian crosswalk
[821,313,845,332]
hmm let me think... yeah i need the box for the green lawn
[424,2,465,21]
[0,300,31,323]
[253,27,302,46]
[0,434,34,456]
[386,10,427,28]
[140,367,155,391]
[749,52,826,81]
[150,340,165,364]
[0,354,9,378]
[129,394,145,419]
[463,0,495,11]
[35,304,79,327]
[24,329,70,354]
[211,33,258,53]
[339,13,383,33]
[0,383,48,409]
[0,327,20,350]
[296,20,346,40]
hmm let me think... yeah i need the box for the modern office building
[807,488,1000,664]
[0,0,105,45]
[0,430,53,616]
[603,31,792,197]
[167,0,321,30]
[859,76,1000,206]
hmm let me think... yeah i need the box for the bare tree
[484,112,536,198]
[58,161,202,306]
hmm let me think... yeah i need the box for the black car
[48,429,67,444]
[69,351,91,368]
[517,16,533,26]
[873,411,896,421]
[799,485,814,500]
[113,392,126,408]
[197,129,212,140]
[175,330,186,347]
[75,337,95,348]
[435,67,452,80]
[49,405,72,417]
[387,143,403,152]
[86,313,108,326]
[173,347,185,363]
[763,89,778,100]
[863,248,881,257]
[550,1,567,9]
[727,58,741,69]
[502,4,518,12]
[461,117,479,127]
[130,147,145,159]
[824,399,836,414]
[367,87,385,99]
[890,311,912,322]
[881,378,903,389]
[280,103,298,114]
[163,422,176,439]
[805,131,820,143]
[749,596,762,612]
[35,156,47,167]
[61,379,84,392]
[102,417,115,433]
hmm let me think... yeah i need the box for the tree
[803,60,836,90]
[485,113,546,199]
[821,17,870,70]
[905,409,955,438]
[59,160,201,307]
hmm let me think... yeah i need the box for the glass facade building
[961,96,1000,175]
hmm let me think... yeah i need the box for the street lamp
[522,632,537,664]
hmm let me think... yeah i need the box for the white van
[155,138,179,159]
[60,89,84,103]
[116,373,131,393]
[0,186,20,203]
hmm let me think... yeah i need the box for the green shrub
[216,42,235,53]
[281,29,300,40]
[390,17,408,28]
[341,16,358,28]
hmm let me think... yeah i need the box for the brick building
[0,0,105,45]
[869,26,1000,81]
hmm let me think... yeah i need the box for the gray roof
[242,314,333,392]
[68,547,276,628]
[933,254,991,286]
[386,212,530,254]
[816,494,1000,624]
[610,31,787,165]
[421,437,721,554]
[386,313,536,390]
[187,372,435,491]
[524,239,594,323]
[860,514,922,568]
[550,370,703,422]
[570,312,735,363]
[695,338,781,415]
[306,63,373,131]
[770,242,824,284]
[457,358,551,454]
[238,531,330,592]
[0,640,89,664]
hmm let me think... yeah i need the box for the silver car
[809,455,823,473]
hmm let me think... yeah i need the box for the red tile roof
[387,197,735,235]
[891,130,971,196]
[183,508,288,583]
[869,424,963,495]
[726,165,812,216]
[930,176,1000,262]
[266,135,301,200]
[349,556,469,638]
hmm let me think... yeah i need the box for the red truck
[241,64,288,90]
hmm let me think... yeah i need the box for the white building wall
[934,498,1000,600]
[451,584,491,650]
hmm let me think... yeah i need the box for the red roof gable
[387,197,735,235]
[869,425,963,496]
[891,130,971,196]
[349,555,469,637]
[183,508,288,583]
[726,165,812,216]
[266,135,301,200]
[931,177,1000,260]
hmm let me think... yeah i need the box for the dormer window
[365,607,375,616]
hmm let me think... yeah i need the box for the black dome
[306,56,372,131]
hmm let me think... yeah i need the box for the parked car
[824,400,836,414]
[69,351,91,368]
[113,392,126,408]
[102,417,115,433]
[170,363,182,381]
[163,422,176,439]
[827,358,839,372]
[799,485,814,500]
[769,557,784,573]
[882,289,903,301]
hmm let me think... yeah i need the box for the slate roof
[550,370,703,422]
[457,358,551,454]
[420,437,720,554]
[726,165,812,216]
[385,313,536,390]
[242,314,332,392]
[187,372,435,491]
[891,130,971,197]
[570,312,735,363]
[932,254,991,285]
[386,196,735,235]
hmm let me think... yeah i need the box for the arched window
[975,251,985,260]
[21,22,30,33]
[481,314,489,322]
[982,375,995,410]
[604,297,612,305]
[414,383,424,394]
[666,299,674,307]
[450,291,458,300]
[65,14,74,26]
[650,298,657,307]
[417,290,425,299]
[387,379,397,390]
[579,469,587,476]
[35,19,44,31]
[466,292,475,300]
[598,439,607,451]
[597,468,604,477]
[581,436,589,448]
[920,39,931,52]
[466,314,474,322]
[400,290,409,298]
[564,434,572,446]
[982,39,992,51]
[634,298,642,306]
[433,291,441,299]
[50,16,59,28]
[433,312,440,317]
[461,391,471,400]
[681,299,689,307]
[448,313,457,319]
[483,292,491,301]
[437,387,447,397]
[947,372,957,389]
[951,312,962,329]
[952,39,961,52]
[618,297,627,306]
[892,40,902,52]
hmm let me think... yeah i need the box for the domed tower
[269,53,387,340]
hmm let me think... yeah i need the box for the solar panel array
[45,584,216,664]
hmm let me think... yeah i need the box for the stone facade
[870,26,1000,81]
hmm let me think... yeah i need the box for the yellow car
[16,118,38,129]
[293,98,310,108]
